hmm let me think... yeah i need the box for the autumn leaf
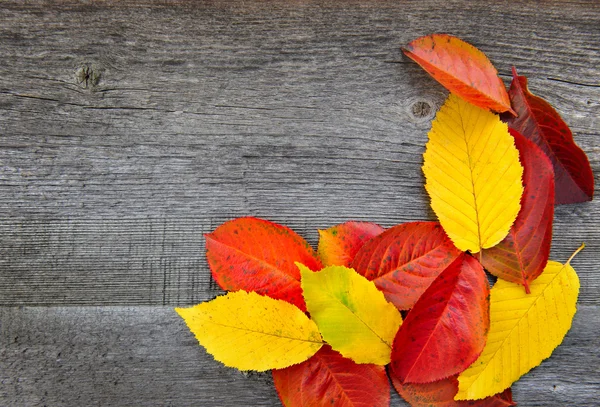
[423,93,524,253]
[503,67,594,204]
[481,130,554,292]
[205,217,322,311]
[403,34,514,114]
[175,290,323,371]
[318,221,384,267]
[390,253,489,384]
[273,345,390,407]
[456,246,582,400]
[390,372,516,407]
[351,221,462,310]
[299,264,402,365]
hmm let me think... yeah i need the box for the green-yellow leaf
[298,263,402,365]
[455,248,582,400]
[175,290,323,371]
[423,94,524,253]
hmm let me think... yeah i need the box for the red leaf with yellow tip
[481,130,554,293]
[390,371,516,407]
[403,34,514,114]
[317,221,384,267]
[273,345,390,407]
[205,217,322,311]
[390,253,489,384]
[503,67,594,204]
[351,222,461,310]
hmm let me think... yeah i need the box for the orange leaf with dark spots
[503,67,594,204]
[391,253,489,384]
[205,217,322,311]
[351,222,462,310]
[390,371,516,407]
[318,221,384,267]
[273,345,390,407]
[481,130,554,293]
[403,34,514,114]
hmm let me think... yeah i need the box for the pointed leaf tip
[403,33,512,114]
[301,265,402,365]
[177,291,323,372]
[351,221,462,310]
[504,67,594,204]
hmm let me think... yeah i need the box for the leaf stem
[566,243,585,265]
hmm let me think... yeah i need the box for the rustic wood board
[0,1,598,405]
[1,306,599,406]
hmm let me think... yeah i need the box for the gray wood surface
[0,1,598,405]
[0,306,598,406]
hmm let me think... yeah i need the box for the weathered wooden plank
[1,2,598,406]
[0,0,598,306]
[1,305,598,406]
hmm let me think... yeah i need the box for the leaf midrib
[370,226,455,284]
[401,271,461,381]
[462,262,573,393]
[207,236,303,284]
[207,320,323,344]
[457,99,483,254]
[513,77,586,197]
[323,291,393,350]
[405,48,504,108]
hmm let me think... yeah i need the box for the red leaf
[351,222,462,310]
[205,217,322,311]
[402,34,514,114]
[317,221,384,267]
[273,345,390,407]
[503,67,594,204]
[390,253,490,384]
[481,130,554,293]
[390,371,516,407]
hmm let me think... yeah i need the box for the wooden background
[1,1,598,405]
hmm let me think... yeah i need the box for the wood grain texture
[0,1,598,405]
[1,0,598,306]
[1,306,598,406]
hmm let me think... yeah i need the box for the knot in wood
[75,64,101,89]
[411,100,432,119]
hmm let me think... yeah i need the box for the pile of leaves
[176,34,594,406]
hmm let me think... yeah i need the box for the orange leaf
[403,34,514,114]
[205,217,322,311]
[318,221,384,267]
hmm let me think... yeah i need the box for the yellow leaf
[455,248,582,400]
[175,291,323,371]
[422,94,523,253]
[298,263,402,365]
